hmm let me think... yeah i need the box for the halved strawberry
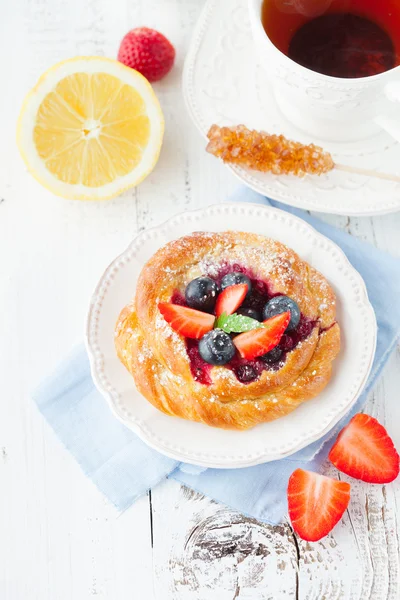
[328,413,400,484]
[158,303,215,340]
[233,311,290,360]
[215,283,248,318]
[288,469,351,542]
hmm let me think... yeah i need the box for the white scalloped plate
[183,0,400,216]
[86,203,377,468]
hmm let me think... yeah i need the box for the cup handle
[374,82,400,143]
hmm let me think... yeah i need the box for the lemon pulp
[17,58,164,200]
[34,72,150,187]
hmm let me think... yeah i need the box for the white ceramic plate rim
[182,0,400,216]
[86,202,377,468]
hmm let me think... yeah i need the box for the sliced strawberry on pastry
[158,303,215,340]
[233,311,290,360]
[287,469,351,542]
[215,283,248,317]
[328,413,400,484]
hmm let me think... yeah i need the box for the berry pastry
[115,231,340,430]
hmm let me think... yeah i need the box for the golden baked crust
[115,231,340,430]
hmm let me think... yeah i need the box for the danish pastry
[115,231,340,430]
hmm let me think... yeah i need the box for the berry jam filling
[170,265,316,385]
[186,339,213,385]
[170,290,186,306]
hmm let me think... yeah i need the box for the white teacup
[248,0,400,142]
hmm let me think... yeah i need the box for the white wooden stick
[335,162,400,183]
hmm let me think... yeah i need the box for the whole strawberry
[118,27,175,82]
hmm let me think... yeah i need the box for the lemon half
[17,57,164,200]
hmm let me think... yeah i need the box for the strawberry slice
[288,469,351,542]
[328,413,400,484]
[215,283,248,317]
[233,311,290,359]
[158,303,215,340]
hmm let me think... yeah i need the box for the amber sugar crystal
[206,125,335,177]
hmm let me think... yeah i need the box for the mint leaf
[215,312,262,334]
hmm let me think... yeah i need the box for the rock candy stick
[206,124,400,183]
[206,125,334,177]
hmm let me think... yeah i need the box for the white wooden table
[1,1,400,598]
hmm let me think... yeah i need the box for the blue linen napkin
[33,188,400,525]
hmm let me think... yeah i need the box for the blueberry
[235,364,259,383]
[198,329,236,366]
[185,277,218,312]
[260,346,283,365]
[236,307,261,321]
[263,295,300,332]
[220,272,252,298]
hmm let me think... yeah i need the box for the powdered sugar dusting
[137,341,153,364]
[196,242,296,292]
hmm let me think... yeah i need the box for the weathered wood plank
[152,451,399,599]
[152,480,298,599]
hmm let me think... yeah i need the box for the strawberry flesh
[158,303,215,340]
[233,311,290,360]
[288,469,351,542]
[215,283,248,317]
[329,413,400,484]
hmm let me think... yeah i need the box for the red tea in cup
[261,0,400,78]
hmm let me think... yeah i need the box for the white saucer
[86,203,376,468]
[183,0,400,216]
